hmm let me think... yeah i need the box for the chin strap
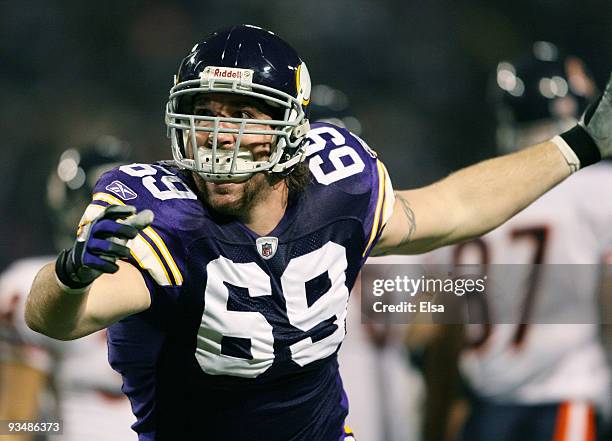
[270,147,307,173]
[293,120,311,139]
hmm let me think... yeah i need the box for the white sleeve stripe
[128,235,173,286]
[76,204,107,237]
[142,227,183,285]
[79,204,106,224]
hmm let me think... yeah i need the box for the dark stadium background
[1,0,611,269]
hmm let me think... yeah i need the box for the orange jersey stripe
[553,402,570,441]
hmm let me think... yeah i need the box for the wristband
[550,135,580,173]
[54,273,91,295]
[557,125,601,169]
[54,249,92,294]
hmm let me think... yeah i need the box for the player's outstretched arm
[25,206,153,340]
[374,72,612,255]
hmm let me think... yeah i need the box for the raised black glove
[55,205,154,290]
[558,72,612,168]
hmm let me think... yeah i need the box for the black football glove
[55,205,154,290]
[559,72,612,167]
[581,72,612,158]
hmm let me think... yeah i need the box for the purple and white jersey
[82,123,395,441]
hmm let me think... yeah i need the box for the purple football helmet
[165,25,311,182]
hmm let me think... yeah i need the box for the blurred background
[2,0,612,269]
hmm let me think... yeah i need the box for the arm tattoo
[395,192,416,246]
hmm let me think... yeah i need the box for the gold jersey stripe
[129,234,173,286]
[379,161,395,228]
[142,227,183,285]
[129,248,145,269]
[92,192,126,206]
[363,159,387,257]
[374,159,389,234]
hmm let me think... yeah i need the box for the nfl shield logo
[256,236,278,260]
[262,243,273,257]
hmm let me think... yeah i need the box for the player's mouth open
[209,182,239,193]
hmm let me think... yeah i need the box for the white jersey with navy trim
[423,162,612,414]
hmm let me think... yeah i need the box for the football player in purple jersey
[25,24,612,441]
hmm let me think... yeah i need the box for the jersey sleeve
[361,155,395,257]
[80,164,192,297]
[305,123,395,258]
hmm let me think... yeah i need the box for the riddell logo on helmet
[200,67,254,86]
[212,68,245,79]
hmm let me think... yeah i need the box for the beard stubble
[194,172,273,218]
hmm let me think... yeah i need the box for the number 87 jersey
[81,122,395,441]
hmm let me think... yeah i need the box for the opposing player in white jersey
[0,138,136,440]
[427,43,611,441]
